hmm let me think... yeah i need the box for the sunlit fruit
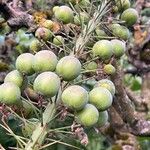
[121,8,138,27]
[95,79,115,96]
[0,84,4,101]
[115,0,130,11]
[41,20,53,30]
[54,6,74,24]
[86,61,98,71]
[104,64,116,75]
[92,40,113,60]
[16,53,34,75]
[33,50,58,72]
[95,28,107,39]
[33,72,60,97]
[2,82,21,105]
[89,87,113,111]
[61,85,88,110]
[56,56,81,81]
[74,12,89,25]
[30,39,41,52]
[76,104,99,127]
[53,6,60,13]
[111,39,126,57]
[53,35,64,46]
[35,27,52,41]
[4,70,23,88]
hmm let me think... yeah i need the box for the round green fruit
[30,39,41,52]
[79,0,90,8]
[53,6,60,13]
[42,20,53,30]
[22,101,33,118]
[61,85,88,110]
[76,104,99,127]
[74,12,89,25]
[56,56,81,81]
[111,39,126,57]
[95,28,107,39]
[0,84,4,101]
[115,0,130,11]
[86,61,98,71]
[35,27,52,41]
[53,35,64,46]
[92,40,113,60]
[97,110,108,127]
[121,8,138,27]
[4,70,23,88]
[104,64,116,75]
[16,53,34,75]
[2,82,21,105]
[54,6,74,24]
[33,50,58,72]
[95,79,115,96]
[89,87,113,111]
[33,72,60,97]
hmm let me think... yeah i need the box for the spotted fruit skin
[33,72,60,97]
[104,64,116,75]
[33,50,58,72]
[53,35,64,46]
[89,87,113,111]
[61,85,88,110]
[115,0,130,11]
[97,110,109,127]
[30,39,41,52]
[42,20,53,30]
[16,53,34,75]
[56,56,81,81]
[76,104,99,127]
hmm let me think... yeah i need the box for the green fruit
[121,8,138,27]
[53,35,64,46]
[76,104,99,127]
[42,20,53,30]
[111,39,126,57]
[89,87,113,111]
[33,72,60,97]
[16,53,34,75]
[95,79,115,96]
[104,64,116,75]
[4,70,23,88]
[2,82,21,105]
[79,0,90,8]
[30,39,41,52]
[62,85,88,110]
[33,50,58,72]
[56,56,81,81]
[22,101,33,117]
[35,27,52,41]
[53,6,60,13]
[92,40,113,60]
[115,0,130,11]
[97,110,108,127]
[54,6,74,24]
[74,12,89,25]
[0,84,4,101]
[86,61,98,71]
[95,28,107,39]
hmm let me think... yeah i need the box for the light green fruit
[53,6,60,13]
[74,12,89,25]
[79,0,90,8]
[111,39,126,57]
[104,64,116,75]
[33,50,58,72]
[97,110,109,127]
[56,56,81,81]
[121,8,138,27]
[62,85,88,110]
[33,72,60,97]
[2,82,21,105]
[4,70,23,88]
[89,87,113,111]
[115,0,130,11]
[54,6,74,24]
[35,27,52,41]
[0,84,4,101]
[76,104,99,127]
[95,79,115,96]
[22,101,33,117]
[42,20,53,30]
[16,53,34,75]
[30,39,41,52]
[92,40,113,60]
[53,35,64,46]
[86,61,98,71]
[95,28,107,39]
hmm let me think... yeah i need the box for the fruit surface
[2,82,21,105]
[111,39,126,57]
[33,72,60,97]
[53,35,64,46]
[76,104,99,127]
[56,56,81,81]
[97,110,109,127]
[61,85,88,110]
[0,84,4,101]
[92,40,113,60]
[115,0,130,11]
[16,53,34,75]
[35,27,52,41]
[104,64,116,75]
[33,50,58,72]
[95,28,107,39]
[74,12,89,25]
[30,39,41,52]
[86,61,98,71]
[54,6,74,24]
[41,20,53,30]
[22,101,33,117]
[89,87,113,111]
[95,79,115,96]
[121,8,138,27]
[4,70,23,88]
